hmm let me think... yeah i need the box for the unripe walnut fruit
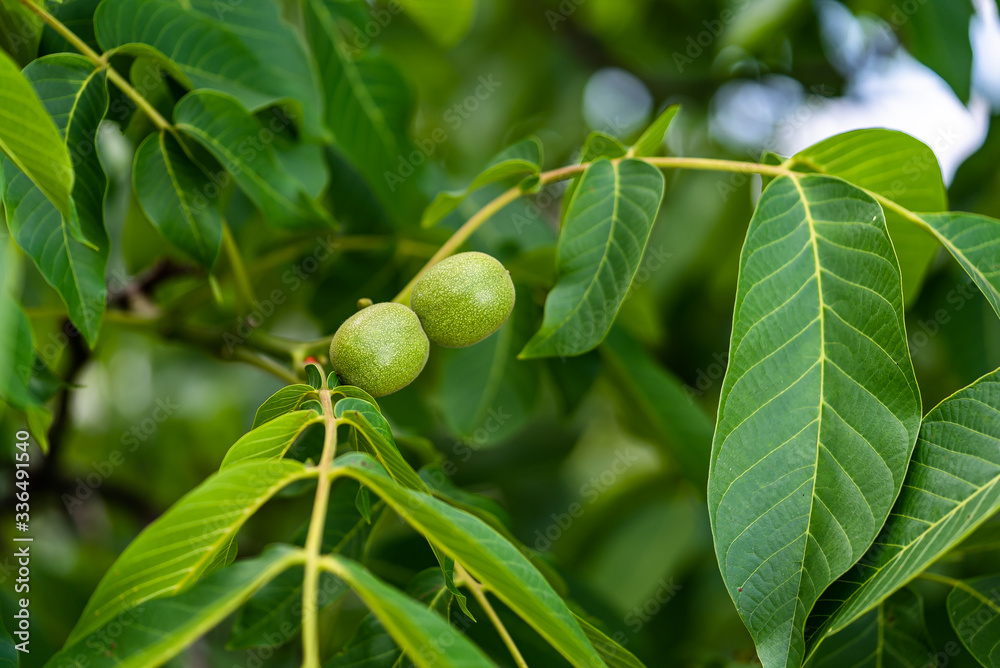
[410,252,515,348]
[329,302,429,397]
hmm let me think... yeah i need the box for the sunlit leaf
[332,453,606,667]
[66,460,312,643]
[947,575,1000,667]
[2,53,108,346]
[808,368,1000,652]
[0,49,73,219]
[220,409,320,469]
[708,175,921,668]
[520,158,665,359]
[252,384,317,428]
[48,545,302,668]
[133,131,222,268]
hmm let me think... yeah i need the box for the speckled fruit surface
[410,252,515,348]
[329,302,429,397]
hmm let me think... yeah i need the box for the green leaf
[561,132,628,227]
[628,104,679,158]
[903,0,975,102]
[253,384,317,428]
[394,0,476,47]
[947,575,1000,667]
[787,129,948,303]
[707,175,922,668]
[2,54,108,346]
[0,243,32,410]
[94,0,326,139]
[574,613,647,668]
[910,212,1000,319]
[601,327,713,489]
[335,397,428,492]
[422,137,543,228]
[229,480,373,649]
[48,545,302,668]
[520,158,665,359]
[132,131,222,268]
[220,409,320,469]
[66,460,312,644]
[333,453,606,667]
[305,0,421,227]
[0,0,41,67]
[0,49,73,219]
[320,555,493,668]
[174,91,334,228]
[805,589,934,668]
[807,368,1000,652]
[331,384,380,407]
[328,568,453,668]
[437,298,540,446]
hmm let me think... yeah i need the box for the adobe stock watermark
[384,75,503,192]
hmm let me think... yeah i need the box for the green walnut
[329,302,429,397]
[410,252,515,348]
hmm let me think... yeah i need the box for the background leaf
[787,129,948,303]
[394,0,476,47]
[132,131,222,268]
[805,589,934,668]
[94,0,326,139]
[174,91,333,228]
[808,369,1000,652]
[0,49,73,219]
[520,158,665,359]
[708,175,921,668]
[947,575,1000,667]
[2,53,108,346]
[66,460,311,643]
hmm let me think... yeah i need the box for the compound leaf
[708,174,921,668]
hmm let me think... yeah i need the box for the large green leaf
[332,453,606,667]
[394,0,476,47]
[0,49,72,219]
[805,589,934,668]
[903,0,975,102]
[94,0,326,139]
[220,409,320,469]
[305,0,421,226]
[787,129,948,302]
[520,158,665,359]
[947,575,1000,666]
[174,91,333,228]
[252,384,317,428]
[47,545,302,668]
[66,459,312,643]
[601,327,713,489]
[806,369,1000,653]
[707,174,921,668]
[320,555,493,668]
[422,137,543,228]
[910,212,1000,319]
[132,131,222,268]
[436,298,540,446]
[3,54,108,346]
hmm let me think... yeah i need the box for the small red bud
[305,356,319,365]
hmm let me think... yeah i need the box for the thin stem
[222,222,257,310]
[301,388,339,668]
[455,564,528,668]
[391,157,794,304]
[15,0,172,131]
[230,349,300,385]
[918,571,964,587]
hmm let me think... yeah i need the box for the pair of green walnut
[329,252,516,397]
